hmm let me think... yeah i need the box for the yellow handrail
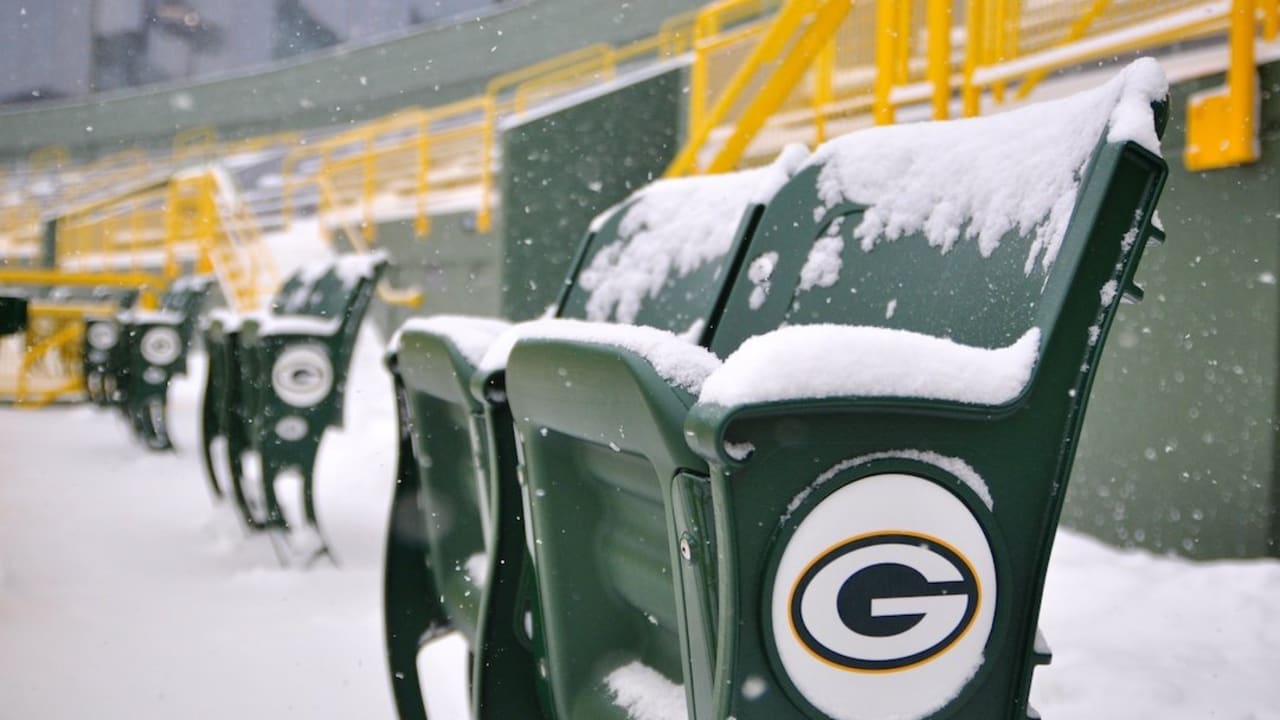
[667,0,855,177]
[15,318,84,408]
[9,0,1277,269]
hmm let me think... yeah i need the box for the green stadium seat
[503,59,1169,720]
[382,146,808,720]
[82,276,212,450]
[201,253,386,559]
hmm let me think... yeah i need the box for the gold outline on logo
[785,529,984,674]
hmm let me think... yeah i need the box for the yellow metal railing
[313,173,424,309]
[0,301,111,407]
[6,0,1278,273]
[279,15,701,241]
[669,0,1276,174]
[960,0,1276,169]
[668,0,859,176]
[44,168,278,313]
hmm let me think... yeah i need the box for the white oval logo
[275,415,309,441]
[271,345,333,408]
[140,327,181,365]
[771,472,996,720]
[87,322,119,350]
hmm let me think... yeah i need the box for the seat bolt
[679,535,693,561]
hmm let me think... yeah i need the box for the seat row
[200,252,386,561]
[82,276,211,449]
[382,60,1171,720]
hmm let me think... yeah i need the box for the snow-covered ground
[1,324,1277,718]
[2,206,1279,719]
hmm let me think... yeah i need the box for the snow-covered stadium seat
[200,252,385,557]
[503,59,1169,720]
[82,275,211,450]
[381,145,808,720]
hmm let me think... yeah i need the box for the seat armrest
[390,315,512,408]
[505,324,720,468]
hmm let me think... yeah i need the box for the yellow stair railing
[6,0,1277,264]
[667,0,856,177]
[278,15,701,241]
[961,0,1277,171]
[0,301,114,407]
[313,173,424,310]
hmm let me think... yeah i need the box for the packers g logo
[87,322,119,350]
[770,471,997,720]
[789,532,980,672]
[271,344,334,408]
[140,327,182,365]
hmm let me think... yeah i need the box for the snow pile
[746,251,779,310]
[2,322,1278,720]
[257,314,342,337]
[117,309,186,325]
[479,319,721,394]
[390,315,513,366]
[168,274,215,293]
[699,325,1040,407]
[798,217,845,291]
[807,58,1167,275]
[1031,531,1280,718]
[791,451,995,514]
[0,327,417,720]
[606,661,689,720]
[333,250,388,290]
[578,144,808,323]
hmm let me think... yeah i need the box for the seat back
[556,145,806,337]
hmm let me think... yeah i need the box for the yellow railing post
[477,96,496,233]
[962,0,985,116]
[895,0,913,85]
[928,0,953,120]
[874,0,899,124]
[991,0,1008,102]
[1227,0,1257,153]
[668,0,833,176]
[362,136,377,244]
[705,0,855,173]
[1265,0,1278,40]
[415,118,431,237]
[812,39,836,144]
[1185,0,1260,171]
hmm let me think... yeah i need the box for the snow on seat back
[556,143,808,340]
[271,253,383,320]
[270,264,323,315]
[709,58,1168,362]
